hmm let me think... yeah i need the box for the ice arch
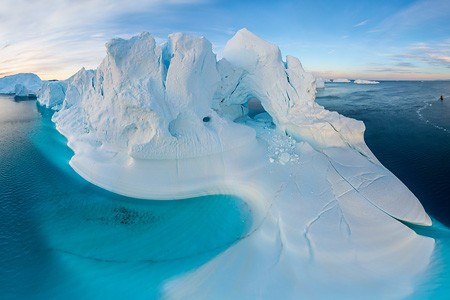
[39,29,434,299]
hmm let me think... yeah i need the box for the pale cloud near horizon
[0,0,208,79]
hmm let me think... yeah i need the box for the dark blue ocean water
[317,81,450,299]
[1,81,450,299]
[317,82,450,226]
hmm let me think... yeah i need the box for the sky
[0,0,449,80]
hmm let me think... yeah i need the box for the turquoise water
[0,96,252,299]
[317,81,450,299]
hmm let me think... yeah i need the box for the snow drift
[41,29,433,299]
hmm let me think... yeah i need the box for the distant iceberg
[355,79,380,84]
[0,73,42,97]
[333,78,351,83]
[38,29,433,298]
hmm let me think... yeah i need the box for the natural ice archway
[38,29,434,299]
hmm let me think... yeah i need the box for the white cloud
[0,0,207,79]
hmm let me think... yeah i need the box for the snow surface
[44,29,433,299]
[0,73,42,95]
[355,79,380,84]
[333,78,351,83]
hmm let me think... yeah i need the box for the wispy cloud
[372,0,450,34]
[395,62,417,68]
[380,41,450,74]
[354,19,369,27]
[0,0,208,79]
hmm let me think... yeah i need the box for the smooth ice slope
[47,29,434,299]
[0,73,42,95]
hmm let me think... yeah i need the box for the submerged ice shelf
[37,29,434,298]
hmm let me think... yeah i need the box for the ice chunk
[37,81,67,108]
[354,79,380,84]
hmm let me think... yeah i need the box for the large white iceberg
[44,29,433,298]
[0,73,42,96]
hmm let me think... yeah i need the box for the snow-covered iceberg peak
[215,28,316,127]
[53,32,254,160]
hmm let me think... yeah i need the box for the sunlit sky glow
[1,0,449,80]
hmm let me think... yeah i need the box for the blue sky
[1,0,449,80]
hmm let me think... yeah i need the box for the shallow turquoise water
[0,96,252,299]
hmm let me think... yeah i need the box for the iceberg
[355,79,380,84]
[37,80,68,108]
[0,73,42,97]
[333,78,351,83]
[44,29,433,298]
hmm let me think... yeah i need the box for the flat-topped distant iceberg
[0,73,43,97]
[354,79,380,84]
[40,29,433,298]
[333,78,351,83]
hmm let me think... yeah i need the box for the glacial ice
[333,78,351,83]
[315,77,325,89]
[355,79,380,84]
[0,73,42,96]
[38,80,67,108]
[41,29,433,298]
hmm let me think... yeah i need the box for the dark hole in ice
[247,98,266,118]
[203,116,211,122]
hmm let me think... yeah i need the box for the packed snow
[355,79,380,84]
[37,29,433,299]
[0,73,42,96]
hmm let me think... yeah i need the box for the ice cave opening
[246,97,266,118]
[240,97,275,127]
